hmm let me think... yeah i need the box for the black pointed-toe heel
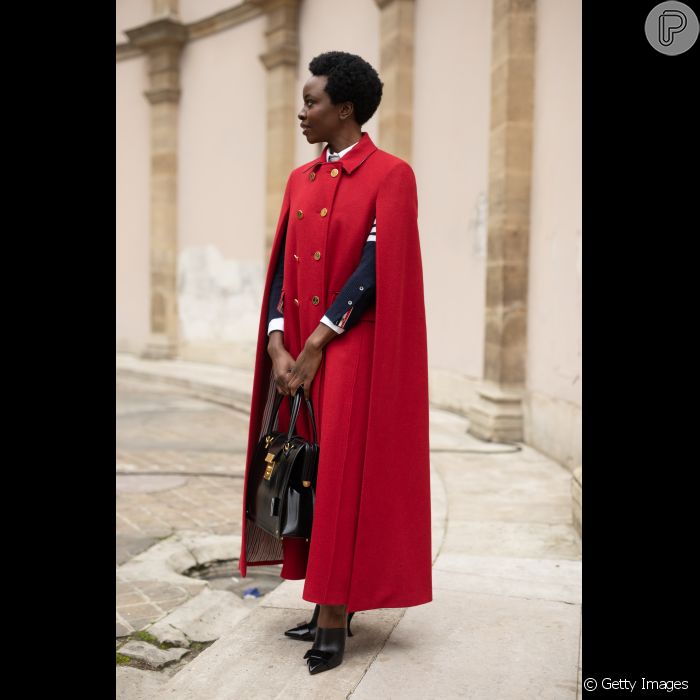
[303,626,346,675]
[284,604,320,641]
[285,606,356,641]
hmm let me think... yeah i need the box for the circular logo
[645,2,699,55]
[583,678,598,691]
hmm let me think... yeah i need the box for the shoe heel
[347,611,355,637]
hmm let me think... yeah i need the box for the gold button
[320,208,328,217]
[296,210,303,219]
[294,298,299,305]
[330,168,339,177]
[313,251,321,260]
[309,172,316,182]
[312,296,319,305]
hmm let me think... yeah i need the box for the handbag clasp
[263,451,276,480]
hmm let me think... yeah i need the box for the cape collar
[301,131,377,176]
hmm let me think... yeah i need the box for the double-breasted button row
[308,169,338,180]
[293,252,321,261]
[296,208,329,218]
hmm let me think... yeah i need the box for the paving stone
[116,621,132,637]
[432,552,581,604]
[116,667,168,699]
[119,603,165,631]
[350,588,580,700]
[258,578,307,610]
[116,535,162,566]
[147,621,191,648]
[116,474,189,494]
[153,587,249,643]
[119,640,189,669]
[441,520,581,560]
[152,604,403,699]
[116,533,209,588]
[117,591,147,606]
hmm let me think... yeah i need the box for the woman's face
[298,75,352,144]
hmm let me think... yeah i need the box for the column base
[467,382,524,442]
[141,334,178,360]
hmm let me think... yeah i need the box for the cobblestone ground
[116,378,252,636]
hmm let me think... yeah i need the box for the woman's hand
[268,324,336,399]
[268,336,296,396]
[287,342,324,400]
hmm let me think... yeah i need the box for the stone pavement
[116,353,582,699]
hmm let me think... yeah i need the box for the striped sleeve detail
[335,306,354,329]
[275,290,284,314]
[366,217,376,242]
[320,315,344,334]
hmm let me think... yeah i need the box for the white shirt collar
[326,139,360,161]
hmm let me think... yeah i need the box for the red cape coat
[239,132,432,612]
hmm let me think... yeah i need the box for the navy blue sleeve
[322,239,376,333]
[267,234,285,328]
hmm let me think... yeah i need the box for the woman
[239,51,432,675]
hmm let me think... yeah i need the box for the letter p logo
[646,2,699,55]
[659,10,687,45]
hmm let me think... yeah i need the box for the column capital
[257,0,299,71]
[260,44,299,70]
[374,0,411,9]
[255,0,300,12]
[124,17,187,52]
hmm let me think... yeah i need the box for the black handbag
[246,388,319,541]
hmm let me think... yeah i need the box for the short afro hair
[308,51,383,126]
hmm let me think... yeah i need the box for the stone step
[153,588,404,700]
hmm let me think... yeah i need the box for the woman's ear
[339,102,354,121]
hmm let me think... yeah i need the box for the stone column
[374,0,415,162]
[258,0,300,260]
[468,0,536,441]
[572,466,582,537]
[152,0,178,17]
[126,9,187,360]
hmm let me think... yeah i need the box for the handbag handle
[287,387,318,444]
[265,386,318,445]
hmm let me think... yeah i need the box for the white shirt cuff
[267,318,284,336]
[320,315,345,334]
